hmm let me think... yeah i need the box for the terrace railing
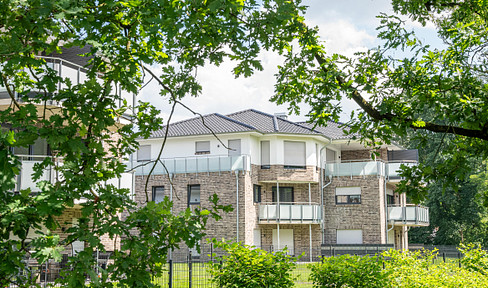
[388,204,430,226]
[324,159,417,181]
[258,202,322,224]
[129,154,251,176]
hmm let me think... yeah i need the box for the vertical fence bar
[168,259,173,288]
[188,254,192,288]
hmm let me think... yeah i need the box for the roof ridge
[215,113,257,130]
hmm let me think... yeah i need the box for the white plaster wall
[138,134,330,166]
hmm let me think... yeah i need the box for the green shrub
[383,248,488,288]
[459,243,488,275]
[308,254,390,288]
[208,240,297,288]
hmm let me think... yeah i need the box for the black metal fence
[6,244,477,288]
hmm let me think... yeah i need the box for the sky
[138,0,437,124]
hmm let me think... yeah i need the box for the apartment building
[133,109,429,259]
[1,46,134,259]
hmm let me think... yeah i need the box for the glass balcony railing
[15,155,133,196]
[324,160,417,180]
[128,154,251,176]
[258,202,321,224]
[387,205,429,226]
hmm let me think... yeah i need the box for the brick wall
[323,176,386,245]
[341,148,389,161]
[257,165,319,183]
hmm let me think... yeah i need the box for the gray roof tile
[298,121,353,140]
[151,113,255,138]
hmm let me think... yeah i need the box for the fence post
[443,252,446,263]
[188,253,192,288]
[210,243,213,262]
[458,252,461,268]
[168,259,173,288]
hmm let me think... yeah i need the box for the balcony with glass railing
[387,204,429,226]
[258,202,322,224]
[0,56,134,120]
[128,154,251,176]
[324,159,417,181]
[15,155,133,198]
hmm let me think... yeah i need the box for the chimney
[274,112,288,120]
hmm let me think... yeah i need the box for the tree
[271,0,488,201]
[0,1,307,287]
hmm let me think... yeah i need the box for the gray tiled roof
[150,109,351,139]
[226,109,320,135]
[150,113,255,138]
[298,121,353,140]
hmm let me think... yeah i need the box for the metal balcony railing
[324,159,417,180]
[258,202,322,224]
[128,154,251,176]
[387,204,429,226]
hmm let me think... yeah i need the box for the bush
[208,240,297,288]
[459,243,488,274]
[308,254,390,288]
[383,248,488,287]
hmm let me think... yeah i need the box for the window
[261,141,270,169]
[188,185,200,205]
[228,139,241,156]
[195,141,210,155]
[336,230,363,244]
[272,187,294,203]
[387,194,395,205]
[335,187,361,204]
[284,141,305,169]
[253,185,262,203]
[152,186,164,204]
[137,145,151,161]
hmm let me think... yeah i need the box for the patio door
[272,229,294,255]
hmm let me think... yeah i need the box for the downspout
[319,137,332,245]
[384,176,389,245]
[236,170,239,242]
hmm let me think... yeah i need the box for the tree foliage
[0,0,308,286]
[271,0,488,201]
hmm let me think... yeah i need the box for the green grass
[152,262,314,288]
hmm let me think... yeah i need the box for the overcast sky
[139,0,436,124]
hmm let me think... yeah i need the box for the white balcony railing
[258,203,321,224]
[387,205,429,226]
[129,154,251,176]
[324,160,417,180]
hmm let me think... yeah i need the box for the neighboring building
[133,109,429,259]
[1,46,134,262]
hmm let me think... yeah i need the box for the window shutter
[261,141,270,166]
[228,139,241,156]
[195,141,210,153]
[137,145,151,161]
[284,141,305,167]
[335,187,361,196]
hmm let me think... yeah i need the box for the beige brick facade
[131,148,410,256]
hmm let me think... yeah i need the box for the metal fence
[6,244,478,288]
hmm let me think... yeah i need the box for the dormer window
[195,141,210,155]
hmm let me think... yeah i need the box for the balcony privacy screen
[261,140,270,166]
[387,149,419,161]
[137,145,151,161]
[284,141,305,167]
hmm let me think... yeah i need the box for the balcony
[258,202,321,224]
[324,160,417,181]
[387,205,429,226]
[15,155,133,197]
[129,154,251,176]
